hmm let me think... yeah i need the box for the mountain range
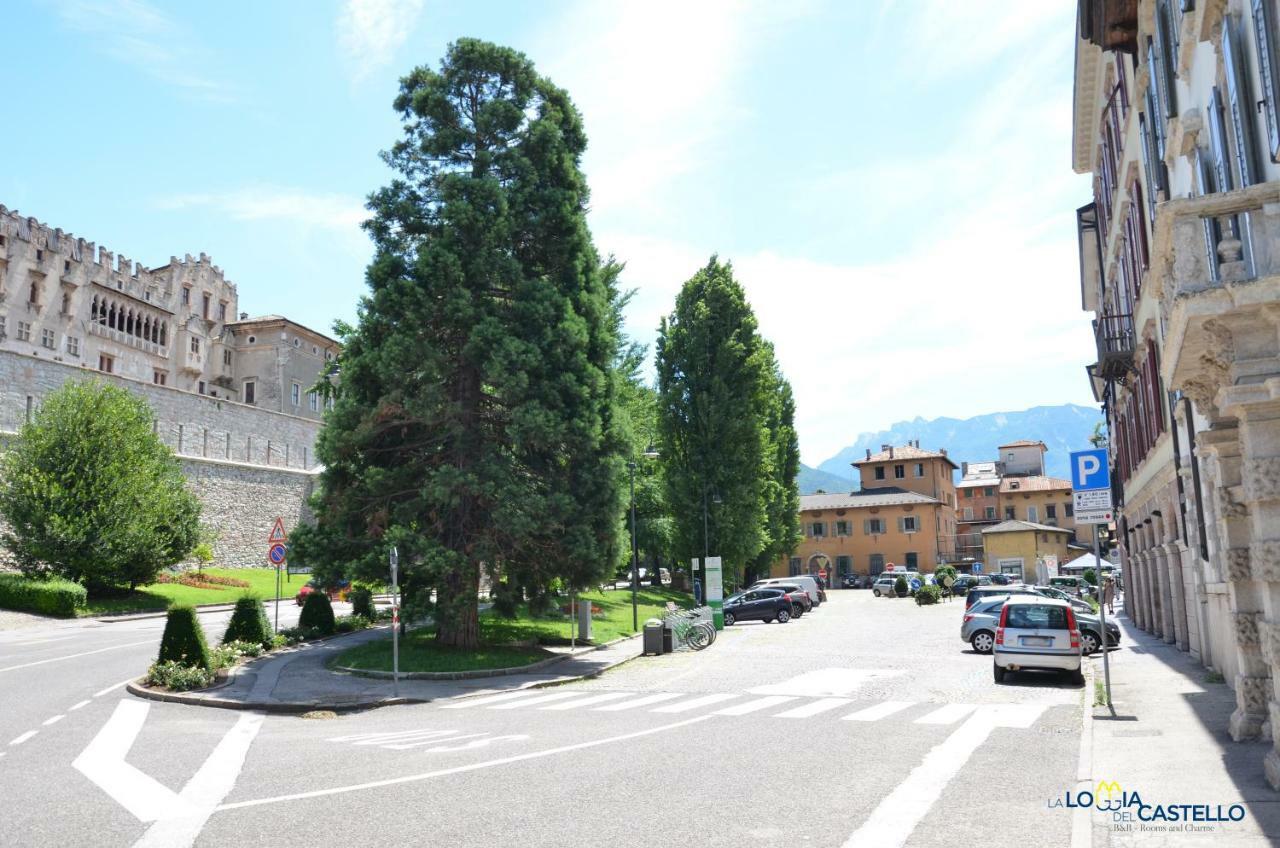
[799,403,1103,494]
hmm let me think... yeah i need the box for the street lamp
[629,445,661,631]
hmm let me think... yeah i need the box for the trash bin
[643,618,665,655]
[662,622,674,653]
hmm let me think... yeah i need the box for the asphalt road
[0,591,1092,848]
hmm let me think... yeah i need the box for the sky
[0,0,1096,466]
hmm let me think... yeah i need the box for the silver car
[962,594,1120,655]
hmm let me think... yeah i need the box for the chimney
[889,446,895,459]
[962,461,969,476]
[239,312,248,320]
[881,443,890,452]
[865,449,871,460]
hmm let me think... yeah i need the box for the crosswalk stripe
[487,692,583,710]
[914,704,976,725]
[714,695,798,716]
[651,694,741,714]
[440,691,545,709]
[592,693,685,712]
[842,701,915,722]
[539,693,635,711]
[774,697,852,718]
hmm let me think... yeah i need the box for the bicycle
[667,610,716,651]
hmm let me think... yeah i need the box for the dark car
[722,588,793,626]
[964,585,1039,610]
[841,574,867,589]
[772,583,814,616]
[989,573,1016,585]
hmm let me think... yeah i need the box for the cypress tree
[293,39,623,648]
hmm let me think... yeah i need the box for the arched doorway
[807,553,831,586]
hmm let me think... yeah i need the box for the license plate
[1020,636,1052,647]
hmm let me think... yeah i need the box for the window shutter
[864,519,871,535]
[1223,14,1260,187]
[1208,87,1235,192]
[897,517,904,532]
[1254,0,1280,161]
[1154,0,1178,117]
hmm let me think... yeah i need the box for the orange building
[997,475,1078,544]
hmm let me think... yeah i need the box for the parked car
[989,573,1016,585]
[964,595,1119,655]
[771,583,814,616]
[872,572,917,597]
[964,585,1038,609]
[722,588,793,625]
[1049,576,1091,596]
[993,596,1085,685]
[1030,585,1094,615]
[840,574,868,589]
[294,579,351,606]
[752,576,822,607]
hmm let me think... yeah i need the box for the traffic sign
[972,562,983,574]
[268,542,287,565]
[268,517,287,543]
[1070,449,1110,491]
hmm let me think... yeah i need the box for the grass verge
[79,568,295,616]
[334,586,693,674]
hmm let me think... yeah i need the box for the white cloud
[51,0,232,100]
[336,0,424,83]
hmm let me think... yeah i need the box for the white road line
[329,730,456,745]
[713,695,797,716]
[842,712,996,848]
[985,703,1048,729]
[774,697,852,718]
[69,700,92,711]
[749,668,906,698]
[486,692,582,710]
[538,692,634,710]
[13,636,74,646]
[439,690,545,710]
[384,733,489,751]
[94,678,136,698]
[217,713,716,811]
[9,730,37,746]
[132,710,265,848]
[74,701,182,822]
[43,714,65,726]
[651,693,740,713]
[0,642,153,674]
[593,693,684,711]
[914,704,976,725]
[842,701,915,722]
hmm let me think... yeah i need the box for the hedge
[0,573,88,617]
[157,606,211,670]
[222,596,272,648]
[299,590,335,635]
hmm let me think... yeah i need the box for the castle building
[0,204,337,565]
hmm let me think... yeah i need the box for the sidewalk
[1087,604,1280,846]
[128,625,645,712]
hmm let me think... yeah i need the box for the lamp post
[629,445,661,632]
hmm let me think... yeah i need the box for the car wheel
[970,631,995,654]
[873,589,882,597]
[993,663,1006,683]
[1080,630,1100,655]
[777,608,791,623]
[792,607,803,618]
[723,612,735,626]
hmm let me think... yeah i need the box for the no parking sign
[268,542,287,566]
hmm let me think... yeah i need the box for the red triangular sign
[268,517,287,543]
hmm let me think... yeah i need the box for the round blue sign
[268,543,287,564]
[910,578,922,591]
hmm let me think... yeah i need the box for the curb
[95,602,240,622]
[126,680,425,713]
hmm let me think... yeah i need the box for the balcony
[1093,312,1135,380]
[1078,0,1139,54]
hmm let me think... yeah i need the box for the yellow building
[998,475,1078,543]
[772,443,958,581]
[980,520,1072,582]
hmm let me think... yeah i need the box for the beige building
[1074,0,1280,786]
[981,520,1073,583]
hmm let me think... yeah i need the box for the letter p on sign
[1070,448,1110,491]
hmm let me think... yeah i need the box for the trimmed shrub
[222,596,272,648]
[299,590,335,635]
[157,606,211,670]
[0,573,87,617]
[1083,568,1098,586]
[146,660,213,691]
[893,575,908,597]
[914,584,943,606]
[349,586,375,621]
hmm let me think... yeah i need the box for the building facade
[981,520,1073,582]
[1074,0,1280,787]
[0,204,336,566]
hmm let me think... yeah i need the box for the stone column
[1153,540,1175,643]
[1164,540,1190,651]
[1136,548,1155,633]
[1199,424,1270,741]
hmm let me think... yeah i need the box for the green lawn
[80,568,297,616]
[333,586,693,673]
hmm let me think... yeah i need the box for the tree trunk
[436,560,481,648]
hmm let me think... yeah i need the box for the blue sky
[1,0,1094,465]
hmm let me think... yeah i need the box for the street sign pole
[1095,523,1112,707]
[390,547,399,698]
[274,562,281,634]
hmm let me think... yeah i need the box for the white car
[871,572,919,597]
[992,595,1084,685]
[752,576,821,606]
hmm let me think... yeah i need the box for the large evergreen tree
[292,40,624,648]
[655,258,771,585]
[751,344,802,582]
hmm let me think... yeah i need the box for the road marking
[9,730,37,746]
[486,692,582,710]
[914,704,976,725]
[94,678,137,698]
[439,690,545,710]
[841,712,996,848]
[538,692,634,710]
[985,703,1047,729]
[0,641,153,674]
[651,693,740,713]
[329,729,459,745]
[132,711,265,848]
[749,668,905,698]
[217,713,716,811]
[385,733,489,750]
[774,697,852,718]
[403,734,529,753]
[843,701,915,722]
[74,700,184,822]
[593,693,684,711]
[12,636,74,646]
[69,700,91,711]
[43,714,65,726]
[714,695,797,716]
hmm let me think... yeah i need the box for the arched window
[28,281,38,305]
[159,322,167,347]
[126,309,135,337]
[61,292,70,315]
[108,303,117,330]
[90,296,98,322]
[152,320,159,344]
[142,316,150,342]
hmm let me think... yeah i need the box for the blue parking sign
[1070,449,1110,491]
